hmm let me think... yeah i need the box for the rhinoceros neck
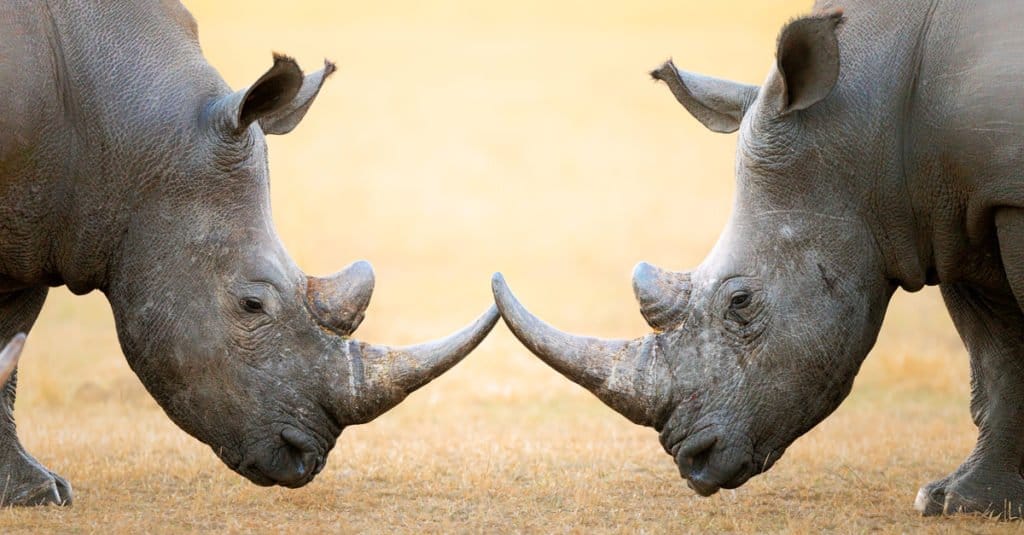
[33,2,231,295]
[818,1,939,292]
[829,0,1022,293]
[899,0,1024,291]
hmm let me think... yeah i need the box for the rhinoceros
[0,1,498,506]
[492,1,1024,518]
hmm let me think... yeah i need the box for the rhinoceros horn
[306,260,376,336]
[491,273,670,427]
[331,308,499,423]
[632,262,692,332]
[0,333,26,386]
[308,261,499,423]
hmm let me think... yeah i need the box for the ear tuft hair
[777,9,845,52]
[322,59,337,78]
[649,59,673,82]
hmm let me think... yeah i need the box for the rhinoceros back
[0,1,221,292]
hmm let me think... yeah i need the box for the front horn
[491,273,669,427]
[332,305,500,424]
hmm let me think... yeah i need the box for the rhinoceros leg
[0,287,72,507]
[914,281,1024,518]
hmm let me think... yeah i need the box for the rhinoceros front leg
[914,281,1024,518]
[0,287,71,506]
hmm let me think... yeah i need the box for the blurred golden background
[2,1,984,532]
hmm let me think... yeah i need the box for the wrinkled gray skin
[0,1,497,506]
[494,0,1024,518]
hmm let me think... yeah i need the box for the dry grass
[0,1,1013,532]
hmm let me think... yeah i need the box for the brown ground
[0,1,1014,533]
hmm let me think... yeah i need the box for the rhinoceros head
[106,55,497,488]
[493,11,897,496]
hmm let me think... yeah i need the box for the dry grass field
[0,1,1014,532]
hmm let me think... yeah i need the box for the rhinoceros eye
[240,297,264,314]
[729,292,751,310]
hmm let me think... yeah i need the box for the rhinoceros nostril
[674,433,717,479]
[281,427,315,453]
[277,427,321,486]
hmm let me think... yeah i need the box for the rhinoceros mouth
[231,426,326,488]
[685,456,754,496]
[670,427,756,497]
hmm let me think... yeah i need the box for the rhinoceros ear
[768,10,844,114]
[650,60,758,134]
[257,59,336,135]
[214,54,334,136]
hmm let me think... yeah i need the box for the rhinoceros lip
[672,429,755,497]
[671,427,717,472]
[687,475,721,497]
[226,426,326,488]
[685,455,752,497]
[234,462,276,487]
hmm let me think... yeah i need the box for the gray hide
[494,0,1024,518]
[0,1,497,505]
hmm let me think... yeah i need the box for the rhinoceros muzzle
[672,429,756,496]
[239,426,324,488]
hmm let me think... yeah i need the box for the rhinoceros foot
[916,468,1024,519]
[914,474,954,516]
[0,449,72,506]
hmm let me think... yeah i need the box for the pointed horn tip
[490,272,546,348]
[490,272,518,317]
[388,303,499,384]
[489,274,661,428]
[343,303,499,424]
[632,261,657,283]
[345,259,375,281]
[393,303,499,353]
[491,272,507,293]
[632,261,666,297]
[335,260,375,298]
